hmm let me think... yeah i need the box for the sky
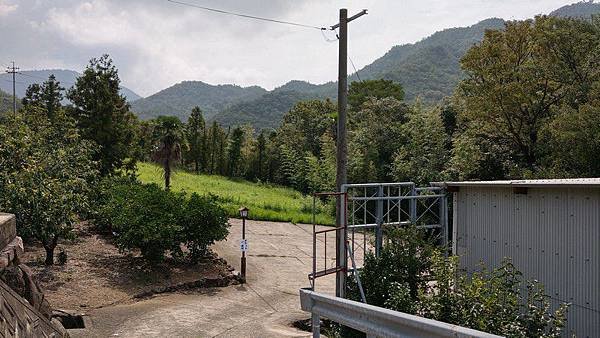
[0,0,582,97]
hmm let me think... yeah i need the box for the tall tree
[206,121,227,175]
[251,131,267,180]
[67,55,138,176]
[22,75,64,120]
[152,116,185,190]
[392,103,449,185]
[185,107,206,173]
[348,79,405,111]
[348,97,410,182]
[227,127,245,177]
[457,16,600,175]
[41,75,64,119]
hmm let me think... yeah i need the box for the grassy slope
[137,162,334,225]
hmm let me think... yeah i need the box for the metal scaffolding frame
[309,182,448,299]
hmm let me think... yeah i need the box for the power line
[348,56,362,82]
[319,29,363,82]
[166,0,327,30]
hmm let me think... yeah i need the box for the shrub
[180,193,229,261]
[348,226,569,337]
[347,226,437,310]
[96,178,230,263]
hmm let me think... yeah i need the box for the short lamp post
[239,207,249,283]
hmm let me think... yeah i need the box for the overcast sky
[0,0,581,96]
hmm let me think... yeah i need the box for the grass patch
[137,162,334,225]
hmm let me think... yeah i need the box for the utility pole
[5,62,19,116]
[332,8,367,299]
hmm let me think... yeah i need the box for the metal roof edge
[431,178,600,188]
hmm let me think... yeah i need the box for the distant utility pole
[5,61,19,116]
[333,8,367,299]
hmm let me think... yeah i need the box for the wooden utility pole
[333,8,367,299]
[5,62,19,116]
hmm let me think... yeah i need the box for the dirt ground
[21,222,235,311]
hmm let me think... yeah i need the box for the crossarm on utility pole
[330,9,367,30]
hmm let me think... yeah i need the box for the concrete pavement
[71,219,336,337]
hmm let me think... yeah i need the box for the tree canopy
[67,55,139,176]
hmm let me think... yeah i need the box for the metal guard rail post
[299,288,503,338]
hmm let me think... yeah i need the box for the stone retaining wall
[0,212,68,337]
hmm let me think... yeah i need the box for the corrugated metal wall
[454,186,600,338]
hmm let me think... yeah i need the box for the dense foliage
[0,108,98,265]
[95,177,229,263]
[451,15,600,179]
[0,89,18,116]
[345,227,569,338]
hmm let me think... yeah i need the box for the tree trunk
[43,236,58,266]
[164,158,171,191]
[195,160,199,174]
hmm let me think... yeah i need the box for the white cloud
[0,0,17,16]
[0,0,582,96]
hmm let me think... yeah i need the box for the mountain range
[0,69,141,104]
[5,2,600,129]
[130,1,600,129]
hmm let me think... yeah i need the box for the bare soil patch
[20,222,237,311]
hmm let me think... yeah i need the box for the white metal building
[437,178,600,338]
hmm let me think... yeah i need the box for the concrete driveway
[72,219,336,337]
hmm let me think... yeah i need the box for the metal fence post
[439,190,448,254]
[410,184,417,225]
[375,185,384,257]
[337,187,348,299]
[312,312,320,338]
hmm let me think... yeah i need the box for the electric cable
[167,0,327,30]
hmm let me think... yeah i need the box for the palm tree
[152,116,185,190]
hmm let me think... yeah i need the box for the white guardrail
[299,288,503,338]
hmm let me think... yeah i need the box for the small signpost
[240,239,248,252]
[239,207,249,283]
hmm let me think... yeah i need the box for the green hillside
[551,1,600,18]
[137,162,334,225]
[130,81,267,121]
[212,90,320,130]
[357,18,505,102]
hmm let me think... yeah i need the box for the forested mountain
[212,90,319,130]
[133,1,600,128]
[0,69,141,103]
[357,18,506,102]
[130,81,267,120]
[551,0,600,18]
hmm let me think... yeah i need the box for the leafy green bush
[348,226,569,337]
[180,193,229,261]
[421,254,569,337]
[347,226,437,310]
[96,178,230,263]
